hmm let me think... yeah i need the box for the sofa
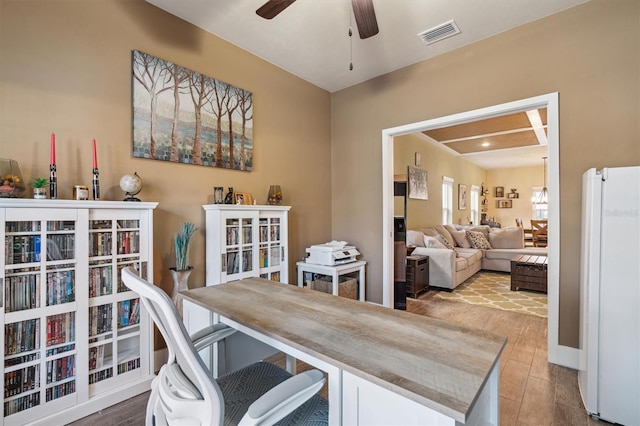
[407,224,547,290]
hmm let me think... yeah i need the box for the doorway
[381,93,564,365]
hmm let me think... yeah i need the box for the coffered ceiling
[420,108,548,169]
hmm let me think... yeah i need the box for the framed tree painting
[132,50,253,171]
[408,166,428,200]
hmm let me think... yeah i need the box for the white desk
[296,260,366,302]
[181,278,506,425]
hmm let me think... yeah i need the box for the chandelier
[536,156,548,204]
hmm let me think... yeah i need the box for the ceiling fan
[256,0,379,39]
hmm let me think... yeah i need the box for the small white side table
[296,260,366,302]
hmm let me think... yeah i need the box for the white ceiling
[146,0,588,93]
[145,0,587,169]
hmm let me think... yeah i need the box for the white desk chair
[121,266,328,425]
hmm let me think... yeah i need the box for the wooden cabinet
[1,200,156,425]
[406,255,429,298]
[203,204,290,285]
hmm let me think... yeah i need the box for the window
[531,186,548,219]
[442,176,454,224]
[470,185,480,225]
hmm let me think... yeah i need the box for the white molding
[382,92,563,365]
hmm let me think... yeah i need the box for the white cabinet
[203,205,290,285]
[0,199,156,425]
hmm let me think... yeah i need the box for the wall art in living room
[132,50,253,171]
[408,166,428,200]
[458,184,467,210]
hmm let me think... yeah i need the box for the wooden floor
[70,292,609,426]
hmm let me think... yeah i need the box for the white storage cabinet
[0,199,156,425]
[203,204,290,285]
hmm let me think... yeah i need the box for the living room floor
[71,288,612,426]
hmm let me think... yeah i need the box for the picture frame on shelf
[507,192,519,199]
[458,184,467,210]
[495,186,504,198]
[498,199,512,208]
[235,192,253,205]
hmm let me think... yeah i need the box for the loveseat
[407,224,547,290]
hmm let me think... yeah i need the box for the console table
[296,260,366,302]
[181,278,506,425]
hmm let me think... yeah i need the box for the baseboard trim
[550,344,579,369]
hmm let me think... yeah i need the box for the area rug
[433,271,547,318]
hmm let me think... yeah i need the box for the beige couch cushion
[435,234,455,250]
[488,226,524,249]
[434,225,456,247]
[453,224,490,239]
[423,235,448,249]
[446,225,472,248]
[420,227,439,237]
[406,230,426,247]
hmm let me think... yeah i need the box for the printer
[305,240,360,266]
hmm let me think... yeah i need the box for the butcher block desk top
[181,278,507,423]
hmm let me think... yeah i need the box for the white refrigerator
[579,166,640,425]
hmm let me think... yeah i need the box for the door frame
[381,92,575,367]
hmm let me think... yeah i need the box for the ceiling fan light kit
[256,0,379,39]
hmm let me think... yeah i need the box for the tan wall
[331,0,639,347]
[486,165,544,227]
[394,134,486,229]
[0,0,333,349]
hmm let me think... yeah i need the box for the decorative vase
[267,185,282,205]
[0,159,26,198]
[33,187,47,199]
[169,267,193,314]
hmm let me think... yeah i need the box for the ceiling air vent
[418,20,460,45]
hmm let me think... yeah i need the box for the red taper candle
[92,138,98,168]
[50,133,56,164]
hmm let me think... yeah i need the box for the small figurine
[224,187,234,204]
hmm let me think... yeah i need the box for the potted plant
[30,177,48,199]
[169,222,197,306]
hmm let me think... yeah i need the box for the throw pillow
[467,230,492,249]
[423,235,448,250]
[435,234,455,250]
[448,228,472,248]
[406,230,426,247]
[434,225,456,247]
[488,227,524,249]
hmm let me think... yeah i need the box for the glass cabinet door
[222,214,256,281]
[259,216,284,282]
[3,215,79,419]
[87,216,145,394]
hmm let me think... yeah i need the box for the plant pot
[33,187,47,199]
[169,267,193,314]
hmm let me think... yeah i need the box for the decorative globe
[120,172,142,201]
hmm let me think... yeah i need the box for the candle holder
[92,168,100,200]
[49,164,57,200]
[213,186,224,204]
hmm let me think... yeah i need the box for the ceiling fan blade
[351,0,379,39]
[256,0,296,19]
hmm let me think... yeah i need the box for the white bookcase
[0,199,156,425]
[203,204,290,285]
[186,205,290,377]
